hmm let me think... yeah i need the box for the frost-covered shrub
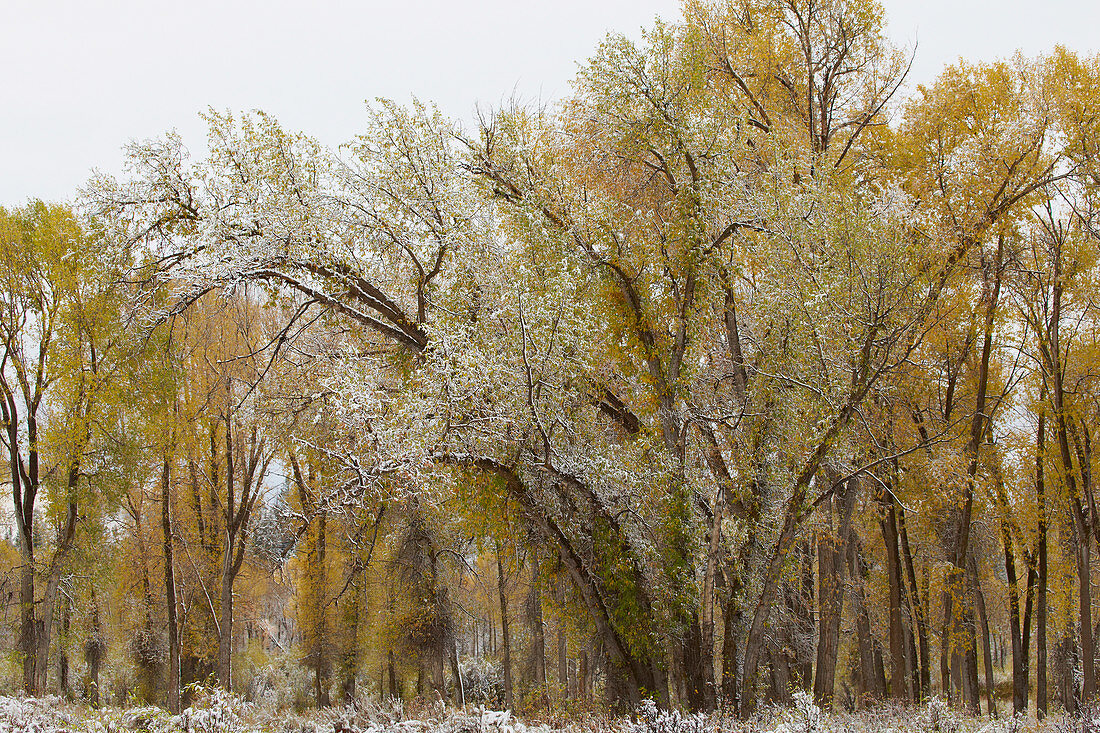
[81,704,183,733]
[922,697,961,733]
[628,698,710,733]
[772,691,822,733]
[179,685,251,733]
[0,696,78,733]
[1053,703,1100,733]
[246,655,314,712]
[457,657,504,706]
[968,710,1030,733]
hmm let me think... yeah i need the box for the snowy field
[0,690,1092,733]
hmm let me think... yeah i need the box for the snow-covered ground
[0,690,1092,733]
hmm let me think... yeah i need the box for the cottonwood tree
[81,5,1100,717]
[0,202,131,695]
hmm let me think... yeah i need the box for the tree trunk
[497,542,514,709]
[217,546,235,691]
[340,567,363,704]
[970,559,996,717]
[1004,529,1027,715]
[947,587,981,715]
[558,613,568,693]
[814,473,856,707]
[216,420,235,691]
[881,495,908,700]
[580,650,589,700]
[451,636,464,706]
[388,649,399,699]
[86,591,104,707]
[898,509,930,698]
[59,594,71,699]
[722,599,741,709]
[19,545,35,694]
[1078,520,1094,703]
[905,611,920,702]
[314,511,330,707]
[948,236,1002,715]
[34,496,78,694]
[794,543,815,693]
[848,535,884,701]
[961,603,981,714]
[1037,409,1049,719]
[162,453,181,713]
[814,504,843,708]
[529,558,546,688]
[941,589,953,705]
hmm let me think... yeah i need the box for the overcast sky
[2,0,1097,207]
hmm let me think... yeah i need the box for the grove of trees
[3,0,1100,721]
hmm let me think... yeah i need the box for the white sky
[2,0,1098,207]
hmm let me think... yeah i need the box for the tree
[0,201,129,695]
[81,8,1100,718]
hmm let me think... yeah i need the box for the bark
[722,600,741,708]
[961,609,981,714]
[1037,409,1049,718]
[18,541,35,694]
[700,480,724,705]
[814,474,856,707]
[905,611,921,702]
[881,494,908,700]
[34,488,79,694]
[684,615,713,708]
[1058,630,1081,713]
[814,507,843,708]
[579,650,589,700]
[794,545,815,692]
[552,576,567,696]
[970,559,997,717]
[769,647,793,705]
[497,542,514,710]
[451,636,464,706]
[1003,526,1028,715]
[340,560,367,705]
[529,557,546,688]
[388,649,399,699]
[216,420,234,689]
[1001,470,1037,718]
[1046,223,1096,702]
[947,594,981,715]
[1077,519,1094,703]
[947,239,1001,714]
[848,535,885,700]
[898,505,930,698]
[313,511,330,707]
[3,352,41,695]
[216,419,268,691]
[941,589,953,705]
[161,453,181,713]
[558,609,568,692]
[59,595,71,699]
[217,549,235,691]
[86,590,104,707]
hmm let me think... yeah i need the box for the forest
[2,1,1100,731]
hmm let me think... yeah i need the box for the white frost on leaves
[0,695,1087,733]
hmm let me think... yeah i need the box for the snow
[0,693,1092,733]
